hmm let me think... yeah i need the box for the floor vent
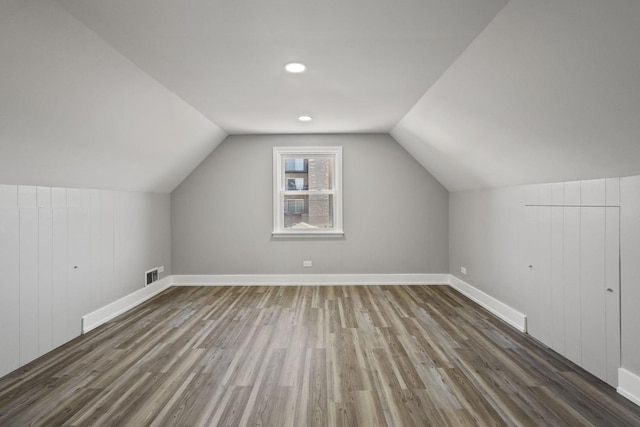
[145,268,159,287]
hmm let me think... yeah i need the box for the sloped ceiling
[57,0,507,134]
[2,0,639,193]
[0,0,226,193]
[392,0,640,191]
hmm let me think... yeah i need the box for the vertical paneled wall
[620,176,640,376]
[523,179,620,386]
[0,185,171,378]
[450,177,627,388]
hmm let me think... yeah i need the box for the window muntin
[273,147,343,236]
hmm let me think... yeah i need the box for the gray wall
[449,185,526,311]
[171,134,449,275]
[0,185,171,377]
[450,176,640,380]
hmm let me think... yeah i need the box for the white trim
[449,275,527,332]
[273,146,343,237]
[79,273,526,338]
[618,368,640,407]
[171,273,449,286]
[81,276,172,333]
[272,230,345,238]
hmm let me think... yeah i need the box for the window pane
[286,177,305,191]
[283,194,333,229]
[283,156,333,191]
[285,158,307,173]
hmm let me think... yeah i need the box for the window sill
[272,230,345,239]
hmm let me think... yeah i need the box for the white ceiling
[2,0,640,193]
[57,0,507,134]
[393,0,640,191]
[0,0,226,193]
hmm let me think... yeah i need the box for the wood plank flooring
[1,285,640,426]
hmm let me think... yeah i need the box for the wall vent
[145,267,159,287]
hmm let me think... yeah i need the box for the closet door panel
[38,207,54,356]
[523,206,538,335]
[533,206,553,346]
[67,205,90,340]
[605,207,620,387]
[550,207,565,355]
[52,207,68,348]
[580,207,607,382]
[563,207,582,365]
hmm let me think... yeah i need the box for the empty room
[2,0,640,425]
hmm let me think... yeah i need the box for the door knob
[606,288,614,293]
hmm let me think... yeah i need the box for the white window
[273,146,343,237]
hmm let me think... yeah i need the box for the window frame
[273,146,343,237]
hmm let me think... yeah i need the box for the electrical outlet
[461,266,467,275]
[158,265,165,273]
[303,260,312,268]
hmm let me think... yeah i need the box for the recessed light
[285,62,306,73]
[298,115,312,122]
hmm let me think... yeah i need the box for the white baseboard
[80,273,524,340]
[618,368,640,407]
[81,276,173,333]
[171,273,449,286]
[448,275,527,332]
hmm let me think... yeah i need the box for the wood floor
[1,285,640,426]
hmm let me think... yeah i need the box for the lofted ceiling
[1,0,639,193]
[393,0,640,191]
[0,0,226,193]
[57,0,507,134]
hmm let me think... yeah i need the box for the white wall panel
[564,181,581,206]
[18,186,37,208]
[38,207,53,356]
[538,184,552,206]
[525,185,538,206]
[581,179,606,206]
[550,207,565,355]
[51,188,67,208]
[551,183,564,206]
[0,207,20,377]
[19,204,39,365]
[100,191,115,308]
[52,207,68,349]
[67,202,90,340]
[606,178,620,207]
[0,184,171,378]
[67,188,82,208]
[89,190,102,313]
[580,207,607,382]
[452,177,624,389]
[532,206,552,347]
[621,176,640,377]
[605,207,621,386]
[37,187,51,208]
[563,207,582,365]
[522,206,538,333]
[0,185,18,207]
